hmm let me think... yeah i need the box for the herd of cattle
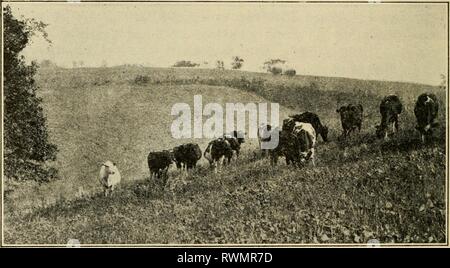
[99,92,440,196]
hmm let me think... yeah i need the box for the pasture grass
[3,66,446,244]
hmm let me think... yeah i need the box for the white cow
[99,161,121,197]
[292,122,317,166]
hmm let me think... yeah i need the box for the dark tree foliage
[231,56,244,70]
[172,60,199,68]
[263,59,286,75]
[3,6,58,181]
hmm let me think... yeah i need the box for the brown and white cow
[289,112,329,142]
[223,130,245,158]
[414,93,439,143]
[204,137,233,173]
[376,95,403,140]
[292,122,317,166]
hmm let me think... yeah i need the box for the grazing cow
[267,128,301,166]
[204,137,233,172]
[147,150,174,184]
[292,122,317,166]
[336,104,364,137]
[173,143,202,170]
[257,124,273,157]
[99,161,121,197]
[289,112,329,142]
[414,93,439,143]
[376,95,403,140]
[223,130,245,158]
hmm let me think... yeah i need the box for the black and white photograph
[1,0,448,247]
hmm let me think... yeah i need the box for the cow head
[282,118,295,132]
[375,124,386,139]
[299,150,313,163]
[166,150,176,162]
[233,130,246,144]
[336,106,346,114]
[102,161,116,175]
[415,122,439,136]
[258,124,272,142]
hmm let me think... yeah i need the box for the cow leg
[270,154,278,166]
[310,149,315,167]
[163,168,169,185]
[285,156,291,166]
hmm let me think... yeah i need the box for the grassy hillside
[3,66,447,244]
[5,67,295,214]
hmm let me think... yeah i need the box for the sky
[6,2,448,85]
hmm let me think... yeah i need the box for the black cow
[147,150,174,184]
[173,143,202,170]
[204,137,233,172]
[376,95,403,139]
[414,93,439,143]
[336,104,364,137]
[289,112,329,142]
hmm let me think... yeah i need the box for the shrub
[172,60,200,68]
[134,75,150,85]
[283,69,296,77]
[269,67,283,75]
[231,56,244,70]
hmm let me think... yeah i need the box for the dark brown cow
[147,150,174,185]
[336,104,364,137]
[173,143,202,170]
